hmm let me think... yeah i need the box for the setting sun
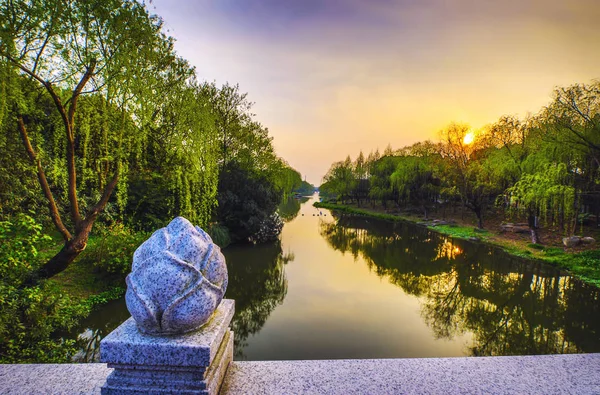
[463,131,475,145]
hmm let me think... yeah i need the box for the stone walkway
[1,354,599,394]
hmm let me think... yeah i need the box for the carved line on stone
[125,217,228,335]
[199,243,214,272]
[128,251,208,333]
[125,274,160,331]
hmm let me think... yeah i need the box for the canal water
[69,193,600,362]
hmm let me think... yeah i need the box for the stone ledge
[1,354,599,394]
[101,299,234,368]
[222,354,600,395]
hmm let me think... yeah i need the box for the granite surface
[0,363,112,394]
[1,353,599,394]
[222,354,600,395]
[101,299,234,367]
[102,330,233,395]
[127,217,228,335]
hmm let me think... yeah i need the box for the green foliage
[0,214,132,362]
[79,287,126,311]
[430,224,490,242]
[391,155,440,217]
[294,180,315,195]
[203,81,299,243]
[507,162,576,231]
[0,0,302,363]
[320,80,600,237]
[207,223,232,249]
[0,216,79,362]
[78,223,148,275]
[0,214,52,283]
[368,154,401,206]
[217,162,284,243]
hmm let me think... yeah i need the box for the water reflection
[319,213,600,355]
[66,194,600,361]
[224,241,290,359]
[66,241,290,362]
[278,196,309,222]
[69,298,130,362]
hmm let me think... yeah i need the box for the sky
[150,0,600,185]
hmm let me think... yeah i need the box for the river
[68,193,600,362]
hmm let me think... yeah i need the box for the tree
[540,82,600,229]
[217,162,282,243]
[202,82,253,170]
[321,156,355,203]
[0,0,177,280]
[368,154,401,208]
[391,156,440,219]
[353,151,369,206]
[438,123,499,229]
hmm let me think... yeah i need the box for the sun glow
[463,131,475,145]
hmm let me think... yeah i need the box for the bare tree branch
[17,116,71,241]
[67,59,96,126]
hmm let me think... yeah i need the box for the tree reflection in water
[278,196,309,223]
[68,298,130,362]
[319,213,600,356]
[66,240,291,362]
[224,240,290,359]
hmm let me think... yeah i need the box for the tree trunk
[528,211,540,244]
[26,220,95,284]
[423,205,428,220]
[473,205,484,229]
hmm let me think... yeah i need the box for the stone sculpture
[125,216,228,335]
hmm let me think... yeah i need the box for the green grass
[314,202,410,222]
[316,201,600,288]
[528,243,546,250]
[432,224,490,240]
[542,250,600,287]
[47,229,140,302]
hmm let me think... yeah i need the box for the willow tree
[0,0,172,280]
[391,156,440,220]
[438,123,499,229]
[321,156,355,203]
[541,82,600,227]
[507,162,576,243]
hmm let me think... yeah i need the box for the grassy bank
[314,202,600,287]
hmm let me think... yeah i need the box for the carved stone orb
[125,217,228,335]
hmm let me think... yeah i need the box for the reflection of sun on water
[436,238,463,259]
[463,131,475,145]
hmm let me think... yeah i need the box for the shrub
[0,215,87,362]
[80,223,148,275]
[207,223,231,248]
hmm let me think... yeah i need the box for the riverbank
[314,202,600,287]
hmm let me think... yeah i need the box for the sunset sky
[151,0,600,185]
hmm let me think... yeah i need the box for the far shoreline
[314,201,600,289]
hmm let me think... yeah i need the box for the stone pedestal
[100,299,235,395]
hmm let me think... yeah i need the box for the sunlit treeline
[320,81,600,242]
[0,0,305,363]
[319,214,600,355]
[0,0,309,281]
